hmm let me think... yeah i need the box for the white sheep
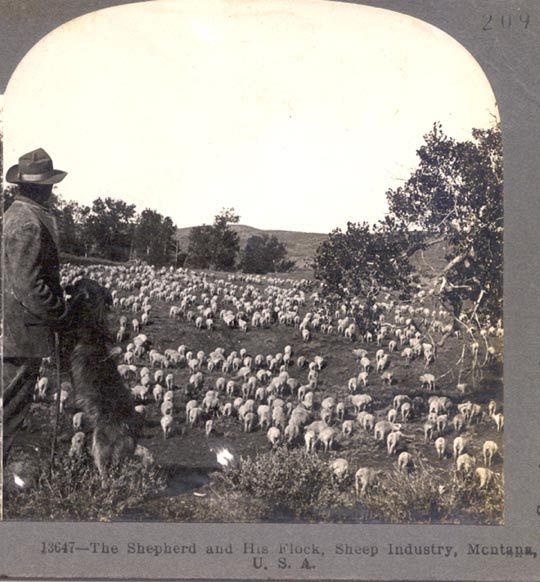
[69,432,86,458]
[492,413,504,432]
[453,436,466,459]
[456,453,475,475]
[341,420,354,437]
[331,458,349,482]
[355,467,378,496]
[205,419,214,437]
[475,467,495,489]
[318,427,337,452]
[397,451,413,472]
[386,430,402,455]
[435,437,446,460]
[483,441,499,467]
[304,429,316,453]
[72,412,84,431]
[161,414,174,439]
[267,427,281,448]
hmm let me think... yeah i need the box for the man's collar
[14,194,52,211]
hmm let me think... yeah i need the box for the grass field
[5,257,503,524]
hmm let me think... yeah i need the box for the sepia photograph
[4,0,540,580]
[1,0,504,526]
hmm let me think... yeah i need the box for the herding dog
[64,278,141,485]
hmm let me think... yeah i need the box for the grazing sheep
[456,453,475,475]
[483,441,499,467]
[374,421,400,442]
[69,432,86,458]
[331,458,349,482]
[400,402,412,422]
[342,420,354,437]
[304,429,316,453]
[435,437,446,459]
[161,414,173,439]
[72,412,85,431]
[488,400,498,416]
[318,427,337,452]
[284,423,300,445]
[357,371,369,387]
[336,402,345,421]
[355,467,378,496]
[267,427,281,448]
[386,430,402,455]
[436,414,449,434]
[476,467,495,489]
[393,394,410,411]
[387,408,398,423]
[453,436,467,459]
[351,394,372,413]
[419,373,435,391]
[492,413,504,432]
[188,406,203,427]
[243,412,257,433]
[205,419,214,437]
[452,413,466,434]
[423,421,435,443]
[397,451,413,472]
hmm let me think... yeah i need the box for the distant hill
[176,224,328,268]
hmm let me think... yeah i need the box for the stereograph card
[0,0,538,580]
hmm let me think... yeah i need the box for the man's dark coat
[3,195,65,358]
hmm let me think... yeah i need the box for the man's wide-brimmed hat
[6,148,67,185]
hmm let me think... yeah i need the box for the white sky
[3,0,498,233]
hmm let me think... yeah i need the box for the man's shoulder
[4,200,42,230]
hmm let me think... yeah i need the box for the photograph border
[1,0,539,580]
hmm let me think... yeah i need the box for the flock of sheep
[32,261,503,508]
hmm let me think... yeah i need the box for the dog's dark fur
[64,278,140,482]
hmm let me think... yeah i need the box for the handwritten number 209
[483,13,530,30]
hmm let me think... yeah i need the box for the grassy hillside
[176,224,328,268]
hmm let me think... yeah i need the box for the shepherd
[2,148,73,467]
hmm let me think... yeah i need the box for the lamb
[423,421,435,443]
[488,400,497,416]
[483,441,499,467]
[336,402,345,421]
[205,419,214,437]
[354,467,378,496]
[330,458,349,482]
[435,436,446,459]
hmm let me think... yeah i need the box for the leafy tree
[133,208,177,265]
[85,197,136,261]
[314,217,416,321]
[314,122,502,326]
[240,234,294,274]
[386,122,503,320]
[185,208,240,270]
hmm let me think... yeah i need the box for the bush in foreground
[4,454,167,521]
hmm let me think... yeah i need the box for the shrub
[4,454,167,521]
[211,448,345,518]
[359,459,503,525]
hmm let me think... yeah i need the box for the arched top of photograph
[3,0,498,233]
